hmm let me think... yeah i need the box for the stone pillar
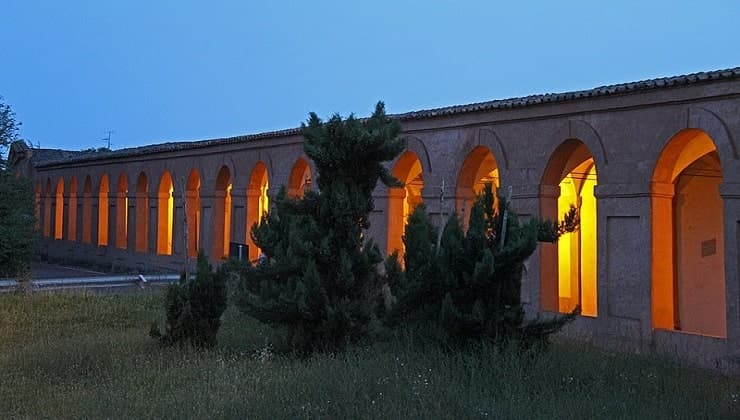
[127,191,137,252]
[173,191,185,257]
[148,192,159,254]
[594,183,654,351]
[650,182,675,330]
[184,189,200,258]
[510,183,548,312]
[114,191,128,249]
[67,191,78,242]
[455,186,476,230]
[76,194,84,243]
[62,192,70,241]
[134,192,149,252]
[386,187,406,256]
[246,187,262,262]
[50,192,58,240]
[231,184,247,246]
[199,189,215,263]
[719,182,740,357]
[538,184,560,313]
[90,194,99,247]
[108,191,117,250]
[210,190,227,259]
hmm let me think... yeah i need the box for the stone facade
[11,68,740,374]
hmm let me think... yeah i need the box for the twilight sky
[1,1,738,152]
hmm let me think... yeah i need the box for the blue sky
[1,1,738,152]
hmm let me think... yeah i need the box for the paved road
[29,262,107,280]
[0,262,180,293]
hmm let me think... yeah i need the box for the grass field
[0,290,738,419]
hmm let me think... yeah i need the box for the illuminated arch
[82,176,92,244]
[68,177,77,241]
[246,162,269,262]
[54,177,64,240]
[456,146,500,229]
[186,169,201,258]
[212,166,232,259]
[115,173,128,249]
[651,129,726,337]
[287,157,312,198]
[98,174,110,246]
[157,171,174,255]
[387,151,424,256]
[43,178,52,237]
[135,172,149,252]
[539,139,598,317]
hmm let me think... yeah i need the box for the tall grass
[0,291,738,418]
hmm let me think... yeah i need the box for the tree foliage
[233,102,404,353]
[150,253,228,349]
[383,184,578,348]
[0,171,36,278]
[0,97,35,278]
[0,96,20,168]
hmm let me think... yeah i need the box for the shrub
[383,184,577,348]
[150,253,227,349]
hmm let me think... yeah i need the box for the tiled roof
[35,66,740,168]
[31,149,89,166]
[393,67,740,119]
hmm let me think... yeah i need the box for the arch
[98,174,110,246]
[246,162,269,262]
[68,177,77,241]
[82,176,92,244]
[212,166,232,259]
[456,146,500,229]
[387,150,424,256]
[651,129,726,337]
[287,157,312,198]
[404,136,433,175]
[115,173,128,249]
[186,169,201,258]
[157,171,174,255]
[478,128,508,170]
[43,178,52,237]
[54,177,64,240]
[135,172,149,252]
[539,139,598,317]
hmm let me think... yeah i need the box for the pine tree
[150,252,228,349]
[385,184,577,348]
[234,102,404,353]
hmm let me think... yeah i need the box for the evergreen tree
[384,184,577,348]
[234,102,404,353]
[0,171,36,278]
[150,252,228,349]
[0,95,21,168]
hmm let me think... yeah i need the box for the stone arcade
[10,68,740,373]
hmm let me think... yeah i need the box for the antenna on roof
[102,130,114,150]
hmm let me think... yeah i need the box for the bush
[383,184,577,348]
[150,253,228,349]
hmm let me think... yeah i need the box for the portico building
[10,67,740,373]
